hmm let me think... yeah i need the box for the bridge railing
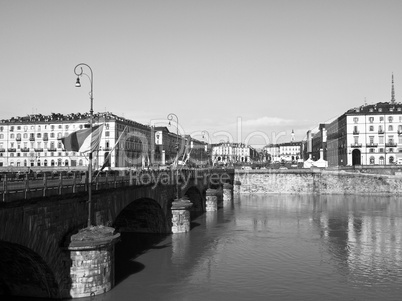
[0,168,231,202]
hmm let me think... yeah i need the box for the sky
[1,0,402,148]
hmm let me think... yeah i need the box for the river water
[80,193,402,301]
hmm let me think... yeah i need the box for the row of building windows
[1,159,85,167]
[1,151,78,157]
[0,131,111,140]
[0,124,111,132]
[353,116,402,123]
[353,135,402,144]
[353,125,402,132]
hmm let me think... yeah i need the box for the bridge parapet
[0,168,233,202]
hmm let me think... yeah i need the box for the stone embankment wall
[235,169,402,195]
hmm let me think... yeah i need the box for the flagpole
[74,63,94,228]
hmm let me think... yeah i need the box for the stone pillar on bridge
[171,195,193,233]
[223,183,233,205]
[206,188,218,211]
[68,226,120,298]
[234,180,241,195]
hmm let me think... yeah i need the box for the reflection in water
[12,194,402,301]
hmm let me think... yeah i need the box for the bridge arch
[0,241,60,298]
[113,198,170,233]
[183,186,204,214]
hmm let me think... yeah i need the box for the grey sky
[1,0,402,147]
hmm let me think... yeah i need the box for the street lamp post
[201,130,210,167]
[167,113,179,200]
[74,63,94,228]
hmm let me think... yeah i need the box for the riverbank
[235,169,402,195]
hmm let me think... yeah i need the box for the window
[369,125,374,131]
[389,116,393,123]
[23,133,28,139]
[370,156,375,164]
[389,125,393,131]
[379,136,384,144]
[369,117,374,123]
[10,134,14,139]
[369,136,374,144]
[353,117,359,123]
[380,116,384,121]
[37,133,41,138]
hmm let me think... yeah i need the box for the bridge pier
[223,183,233,205]
[206,188,218,211]
[68,226,120,298]
[234,180,241,195]
[171,196,193,233]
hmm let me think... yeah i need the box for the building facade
[264,141,303,163]
[326,101,402,166]
[0,112,206,169]
[211,142,258,165]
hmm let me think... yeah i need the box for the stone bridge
[0,168,234,299]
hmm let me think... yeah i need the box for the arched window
[57,158,62,166]
[79,159,83,166]
[369,156,375,164]
[65,160,69,166]
[379,156,385,165]
[51,160,55,166]
[44,159,48,166]
[389,116,393,123]
[389,156,395,164]
[389,125,393,131]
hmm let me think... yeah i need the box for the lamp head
[75,77,81,87]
